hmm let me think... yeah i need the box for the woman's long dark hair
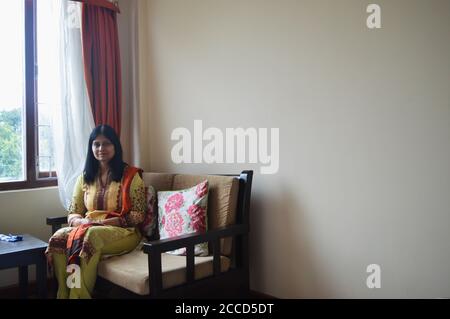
[83,124,125,184]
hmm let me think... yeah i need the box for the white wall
[132,0,450,298]
[0,187,63,286]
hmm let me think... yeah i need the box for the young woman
[46,124,146,299]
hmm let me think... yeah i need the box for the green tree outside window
[0,108,22,180]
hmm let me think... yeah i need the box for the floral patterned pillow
[158,180,209,256]
[139,185,158,240]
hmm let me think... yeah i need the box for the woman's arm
[119,173,147,227]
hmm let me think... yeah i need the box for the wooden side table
[0,234,48,298]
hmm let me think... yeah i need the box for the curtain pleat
[81,2,122,136]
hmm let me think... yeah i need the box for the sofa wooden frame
[46,170,253,298]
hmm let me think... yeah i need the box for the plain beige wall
[0,188,62,286]
[133,0,450,298]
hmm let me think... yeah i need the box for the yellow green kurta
[46,172,146,299]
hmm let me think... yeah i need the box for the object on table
[0,234,23,242]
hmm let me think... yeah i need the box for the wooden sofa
[46,170,253,298]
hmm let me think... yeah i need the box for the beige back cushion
[141,172,239,256]
[142,173,175,192]
[172,174,239,256]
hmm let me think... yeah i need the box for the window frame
[0,0,57,191]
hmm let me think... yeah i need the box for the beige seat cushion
[98,249,231,296]
[172,174,239,256]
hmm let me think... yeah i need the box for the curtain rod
[71,0,120,13]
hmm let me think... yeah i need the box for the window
[0,0,58,190]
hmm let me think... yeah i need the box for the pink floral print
[158,180,209,256]
[188,204,206,232]
[165,211,184,237]
[195,180,208,199]
[164,193,184,213]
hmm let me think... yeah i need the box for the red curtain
[80,0,122,136]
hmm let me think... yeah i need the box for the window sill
[0,180,58,192]
[0,185,58,195]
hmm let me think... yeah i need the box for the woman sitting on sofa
[46,124,147,299]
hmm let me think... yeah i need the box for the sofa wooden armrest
[143,224,248,296]
[143,224,248,253]
[46,216,68,234]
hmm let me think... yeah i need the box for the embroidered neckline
[99,170,111,189]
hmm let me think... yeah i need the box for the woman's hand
[69,217,92,227]
[69,215,121,227]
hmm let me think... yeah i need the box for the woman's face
[92,135,115,164]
